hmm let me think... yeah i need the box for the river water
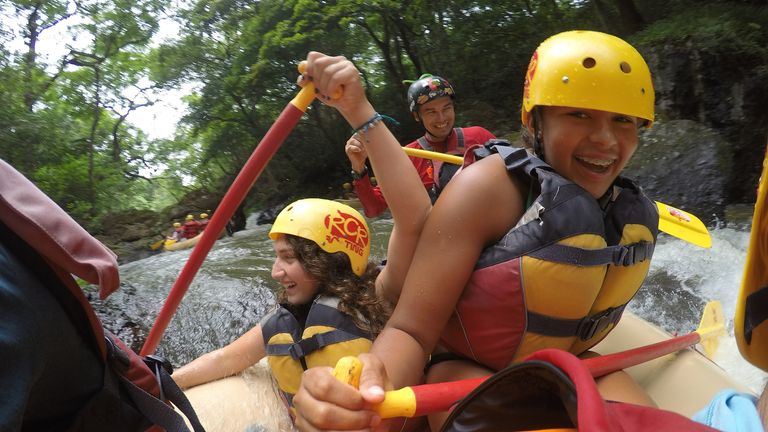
[105,208,767,394]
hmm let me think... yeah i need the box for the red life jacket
[0,159,204,432]
[183,220,201,238]
[441,348,717,432]
[198,219,209,231]
[416,127,466,193]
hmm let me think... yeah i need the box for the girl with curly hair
[171,68,432,414]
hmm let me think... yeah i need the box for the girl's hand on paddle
[299,51,376,130]
[345,135,368,172]
[293,354,392,431]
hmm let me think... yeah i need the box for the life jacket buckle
[576,305,625,340]
[613,241,654,266]
[144,354,174,401]
[288,335,321,360]
[144,354,174,375]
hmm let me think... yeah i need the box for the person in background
[347,73,495,217]
[341,182,357,200]
[171,63,432,422]
[182,214,201,239]
[168,222,184,241]
[294,30,661,431]
[198,213,210,232]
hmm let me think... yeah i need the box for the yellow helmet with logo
[200,213,208,219]
[269,198,370,276]
[522,30,654,127]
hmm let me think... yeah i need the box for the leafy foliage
[0,0,766,227]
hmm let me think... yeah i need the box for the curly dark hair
[276,235,391,335]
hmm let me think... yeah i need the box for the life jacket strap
[105,335,205,432]
[417,128,464,153]
[744,286,768,343]
[527,304,627,341]
[528,241,654,267]
[266,329,361,360]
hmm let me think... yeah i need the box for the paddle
[333,300,725,418]
[140,64,318,356]
[401,146,712,248]
[149,236,166,251]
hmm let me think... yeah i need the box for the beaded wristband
[352,112,399,142]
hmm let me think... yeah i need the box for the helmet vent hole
[582,57,596,69]
[620,61,632,74]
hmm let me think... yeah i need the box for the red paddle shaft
[392,330,711,417]
[140,84,316,356]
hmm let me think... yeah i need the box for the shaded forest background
[1,0,767,260]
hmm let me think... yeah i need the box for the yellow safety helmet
[186,214,194,220]
[173,222,181,228]
[269,198,370,276]
[200,213,208,219]
[522,30,654,128]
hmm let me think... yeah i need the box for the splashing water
[636,226,766,393]
[107,213,766,394]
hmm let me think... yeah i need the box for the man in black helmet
[346,74,495,217]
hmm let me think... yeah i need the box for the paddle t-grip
[297,60,343,100]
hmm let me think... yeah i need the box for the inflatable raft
[163,233,203,252]
[176,311,751,431]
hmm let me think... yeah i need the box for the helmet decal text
[324,210,369,257]
[523,51,538,104]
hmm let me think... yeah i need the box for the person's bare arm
[371,155,525,388]
[172,325,265,389]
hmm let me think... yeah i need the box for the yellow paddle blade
[149,238,165,251]
[696,300,726,358]
[656,201,712,249]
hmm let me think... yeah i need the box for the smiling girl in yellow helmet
[170,56,432,420]
[292,31,662,431]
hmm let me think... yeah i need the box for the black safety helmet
[406,74,455,113]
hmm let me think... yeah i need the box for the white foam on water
[647,226,767,394]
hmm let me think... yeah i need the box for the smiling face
[532,106,641,199]
[271,234,320,306]
[415,96,455,141]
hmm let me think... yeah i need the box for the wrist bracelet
[351,166,369,180]
[352,112,399,143]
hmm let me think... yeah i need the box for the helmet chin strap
[531,110,546,161]
[533,132,545,160]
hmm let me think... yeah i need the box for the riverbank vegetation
[1,0,766,237]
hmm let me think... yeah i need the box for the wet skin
[537,106,641,199]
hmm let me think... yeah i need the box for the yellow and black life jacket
[262,295,374,405]
[440,144,659,371]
